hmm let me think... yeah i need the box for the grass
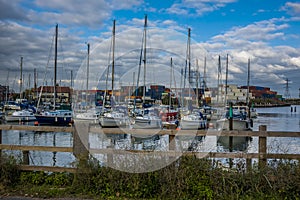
[0,153,299,199]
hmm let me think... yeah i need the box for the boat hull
[215,118,251,131]
[132,118,162,129]
[5,116,36,122]
[99,116,128,128]
[35,115,72,126]
[180,119,207,130]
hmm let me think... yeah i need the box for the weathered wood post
[169,131,175,151]
[73,121,89,170]
[22,150,30,165]
[258,125,267,169]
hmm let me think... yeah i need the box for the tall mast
[112,19,116,97]
[203,56,207,90]
[225,54,229,105]
[86,42,90,109]
[142,15,147,104]
[246,58,250,106]
[20,56,23,99]
[134,15,147,111]
[188,28,191,85]
[53,24,58,110]
[196,59,199,107]
[217,55,221,104]
[169,57,173,111]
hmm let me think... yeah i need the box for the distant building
[32,86,72,105]
[240,86,278,100]
[210,84,254,104]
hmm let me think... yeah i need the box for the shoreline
[253,103,292,108]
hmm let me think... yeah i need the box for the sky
[0,0,300,98]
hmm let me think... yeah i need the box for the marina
[0,105,299,171]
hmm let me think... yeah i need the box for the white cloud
[166,0,236,16]
[281,2,300,15]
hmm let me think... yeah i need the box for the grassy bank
[1,154,300,199]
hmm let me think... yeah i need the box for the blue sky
[0,0,299,98]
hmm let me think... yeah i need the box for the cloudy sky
[0,0,299,98]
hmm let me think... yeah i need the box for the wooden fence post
[73,121,89,168]
[169,133,175,151]
[258,125,267,168]
[22,150,30,165]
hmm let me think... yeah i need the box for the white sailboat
[99,20,129,128]
[131,15,162,129]
[179,28,207,130]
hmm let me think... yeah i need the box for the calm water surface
[1,105,299,167]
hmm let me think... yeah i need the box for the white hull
[215,118,251,131]
[132,117,162,129]
[180,119,207,130]
[99,116,128,127]
[74,112,99,123]
[5,110,36,122]
[5,115,36,122]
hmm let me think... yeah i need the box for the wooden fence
[0,124,299,173]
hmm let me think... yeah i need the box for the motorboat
[5,109,36,122]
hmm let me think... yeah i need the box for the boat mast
[217,55,221,104]
[112,19,116,97]
[188,28,191,85]
[53,24,58,110]
[86,43,90,110]
[196,59,199,107]
[142,15,147,104]
[19,56,23,99]
[225,54,228,106]
[169,57,173,111]
[246,58,250,106]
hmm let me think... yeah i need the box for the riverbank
[1,156,299,199]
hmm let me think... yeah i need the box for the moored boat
[5,109,36,122]
[99,109,129,128]
[35,110,73,126]
[215,109,252,131]
[180,110,207,130]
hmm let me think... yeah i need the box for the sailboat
[131,15,162,129]
[160,57,179,129]
[179,28,207,130]
[98,20,129,128]
[35,24,73,126]
[215,56,253,131]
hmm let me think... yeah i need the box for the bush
[1,154,300,199]
[0,154,21,186]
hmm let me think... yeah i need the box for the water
[248,105,300,154]
[1,105,299,168]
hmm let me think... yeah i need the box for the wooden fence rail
[0,124,299,173]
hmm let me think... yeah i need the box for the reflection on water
[1,130,75,167]
[1,105,299,168]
